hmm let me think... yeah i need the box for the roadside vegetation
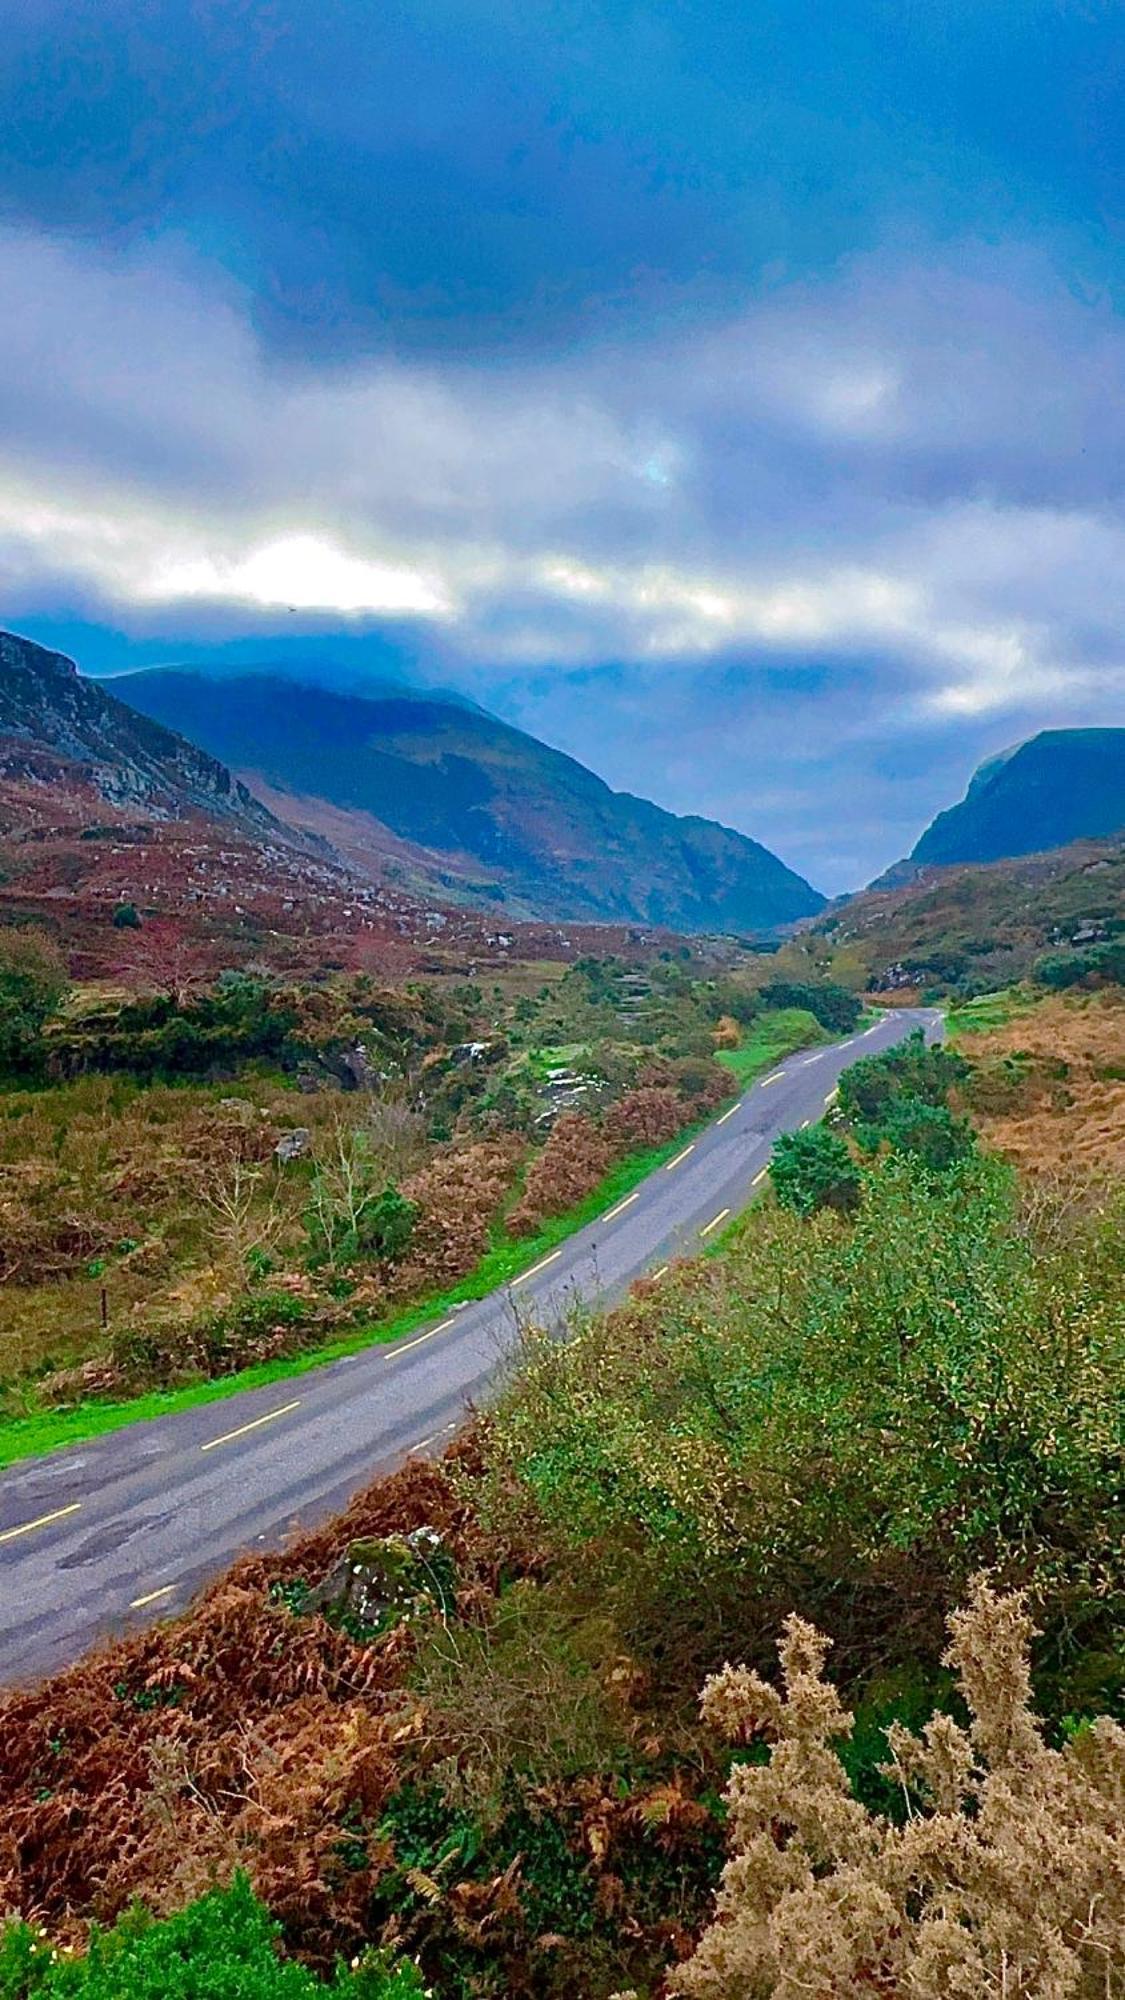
[1,978,1121,1996]
[0,935,851,1461]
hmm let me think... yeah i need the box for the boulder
[273,1127,311,1163]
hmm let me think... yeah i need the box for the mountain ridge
[113,667,825,932]
[910,727,1125,868]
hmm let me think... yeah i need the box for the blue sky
[2,0,1124,889]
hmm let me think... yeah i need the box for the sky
[2,1,1125,892]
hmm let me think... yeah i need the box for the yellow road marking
[665,1142,695,1170]
[603,1191,640,1222]
[652,1265,669,1281]
[752,1166,769,1187]
[760,1071,783,1087]
[513,1248,563,1286]
[715,1103,738,1126]
[391,1316,458,1358]
[0,1501,81,1546]
[700,1208,731,1237]
[825,1088,839,1107]
[801,1117,812,1128]
[130,1583,175,1610]
[200,1399,301,1453]
[411,1421,458,1454]
[799,1052,825,1066]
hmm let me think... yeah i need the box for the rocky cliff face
[0,630,296,840]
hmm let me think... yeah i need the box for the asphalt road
[0,1006,940,1684]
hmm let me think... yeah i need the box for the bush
[836,1030,968,1128]
[508,1113,614,1235]
[858,1093,975,1171]
[481,1156,1124,1694]
[110,902,141,930]
[672,1581,1125,2000]
[0,929,68,1078]
[1034,938,1125,989]
[769,1125,860,1216]
[0,1874,425,1998]
[758,980,862,1034]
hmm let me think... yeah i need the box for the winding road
[0,1006,940,1684]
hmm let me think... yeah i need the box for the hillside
[0,631,289,840]
[910,727,1125,866]
[815,836,1125,997]
[113,668,824,932]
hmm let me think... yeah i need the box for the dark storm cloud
[2,0,1125,885]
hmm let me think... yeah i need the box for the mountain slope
[0,630,289,841]
[911,729,1125,867]
[114,669,824,931]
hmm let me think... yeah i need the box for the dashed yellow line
[391,1316,458,1358]
[752,1166,769,1187]
[651,1265,669,1281]
[700,1208,731,1238]
[800,1117,812,1129]
[410,1422,458,1454]
[0,1501,82,1546]
[130,1583,175,1610]
[603,1190,640,1222]
[200,1399,301,1453]
[759,1070,784,1087]
[665,1142,696,1171]
[513,1248,563,1287]
[715,1103,738,1126]
[824,1087,839,1107]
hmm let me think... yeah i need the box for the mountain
[0,629,290,842]
[910,729,1125,868]
[113,669,825,932]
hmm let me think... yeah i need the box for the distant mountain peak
[909,727,1125,868]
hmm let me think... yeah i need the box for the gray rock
[274,1127,311,1163]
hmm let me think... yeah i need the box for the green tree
[0,928,67,1077]
[770,1124,860,1216]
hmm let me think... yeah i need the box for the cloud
[2,220,1124,887]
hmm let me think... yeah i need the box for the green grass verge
[0,1105,733,1471]
[945,986,1036,1039]
[716,1007,830,1087]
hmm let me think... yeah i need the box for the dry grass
[0,1077,429,1387]
[962,988,1125,1180]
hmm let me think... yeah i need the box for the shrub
[670,1580,1125,2000]
[508,1113,614,1235]
[603,1086,687,1151]
[110,902,141,930]
[769,1125,860,1216]
[858,1093,975,1171]
[0,929,68,1078]
[0,1874,425,1998]
[836,1031,968,1129]
[1034,938,1125,989]
[481,1156,1124,1693]
[758,980,862,1034]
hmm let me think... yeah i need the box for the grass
[0,1105,735,1471]
[716,1007,829,1086]
[945,987,1037,1039]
